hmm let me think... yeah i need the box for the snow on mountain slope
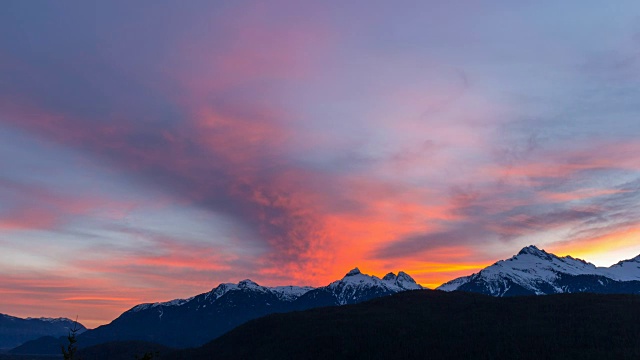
[127,268,421,315]
[129,279,313,313]
[438,245,640,296]
[605,255,640,281]
[330,267,422,292]
[271,285,315,301]
[81,269,422,349]
[24,317,79,324]
[204,282,241,302]
[129,297,194,313]
[437,277,470,292]
[383,271,424,290]
[326,268,422,305]
[209,279,314,302]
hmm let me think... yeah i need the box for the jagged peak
[562,254,590,265]
[517,245,547,256]
[397,271,417,283]
[212,282,235,291]
[238,279,261,288]
[205,280,260,301]
[382,272,397,281]
[345,267,362,276]
[516,245,558,260]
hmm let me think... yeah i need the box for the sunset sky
[2,1,640,328]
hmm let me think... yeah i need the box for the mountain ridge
[71,267,421,349]
[438,245,640,296]
[0,314,86,350]
[10,247,640,353]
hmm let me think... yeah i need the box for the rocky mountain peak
[345,267,362,277]
[382,272,397,281]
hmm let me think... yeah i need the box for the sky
[1,1,640,328]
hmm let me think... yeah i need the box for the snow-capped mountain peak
[517,245,553,260]
[438,245,640,295]
[323,268,423,305]
[270,285,315,301]
[82,269,423,349]
[130,279,316,314]
[382,272,397,281]
[345,267,362,276]
[238,279,262,289]
[612,254,640,265]
[327,269,391,305]
[467,246,600,293]
[24,317,76,324]
[394,271,422,290]
[380,271,421,290]
[333,269,379,287]
[129,297,193,313]
[606,254,640,281]
[206,283,239,301]
[203,279,267,302]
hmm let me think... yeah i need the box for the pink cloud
[0,178,138,232]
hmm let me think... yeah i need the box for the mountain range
[438,245,640,296]
[0,315,85,350]
[72,268,421,349]
[44,290,640,360]
[7,245,640,354]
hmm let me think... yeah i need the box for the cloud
[0,178,137,233]
[0,1,339,279]
[3,0,640,326]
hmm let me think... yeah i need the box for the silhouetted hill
[78,341,172,360]
[8,336,63,356]
[166,290,640,360]
[0,355,59,360]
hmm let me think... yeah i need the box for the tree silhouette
[62,316,81,360]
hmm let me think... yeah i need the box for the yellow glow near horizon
[549,228,640,267]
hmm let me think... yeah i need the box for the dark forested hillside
[69,290,640,360]
[167,290,640,360]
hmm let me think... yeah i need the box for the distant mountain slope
[0,314,85,350]
[438,245,640,296]
[77,268,421,349]
[78,279,310,349]
[158,290,640,360]
[8,336,64,356]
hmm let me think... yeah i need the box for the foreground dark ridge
[164,290,640,360]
